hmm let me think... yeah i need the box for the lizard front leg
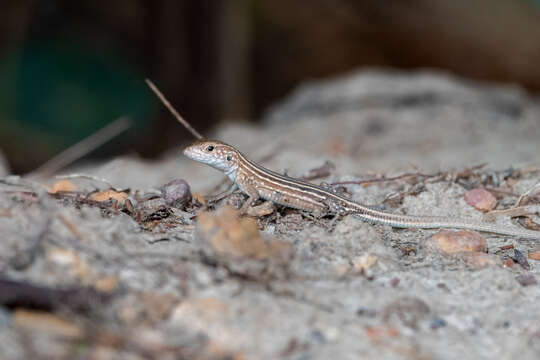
[238,182,261,215]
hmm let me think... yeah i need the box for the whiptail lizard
[183,139,540,239]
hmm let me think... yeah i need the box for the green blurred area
[1,0,540,173]
[0,42,151,171]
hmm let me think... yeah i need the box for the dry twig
[27,117,131,178]
[55,174,116,189]
[483,206,531,222]
[330,170,441,186]
[299,160,335,181]
[145,78,204,140]
[513,182,540,208]
[57,214,84,241]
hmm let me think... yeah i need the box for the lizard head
[183,139,239,179]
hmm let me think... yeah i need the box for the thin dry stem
[513,182,540,208]
[331,171,441,186]
[145,78,204,140]
[55,174,115,189]
[27,117,131,178]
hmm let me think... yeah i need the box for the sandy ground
[1,69,540,359]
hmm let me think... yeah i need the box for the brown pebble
[516,274,537,286]
[422,230,487,255]
[528,251,540,260]
[501,258,514,268]
[197,206,291,260]
[465,188,497,212]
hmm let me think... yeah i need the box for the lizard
[183,139,540,239]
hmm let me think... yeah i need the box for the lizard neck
[224,166,238,182]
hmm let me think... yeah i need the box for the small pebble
[161,179,192,208]
[528,251,540,261]
[501,258,514,268]
[197,206,292,260]
[422,230,487,255]
[309,330,326,344]
[465,188,497,212]
[430,317,446,329]
[356,307,377,317]
[516,274,537,287]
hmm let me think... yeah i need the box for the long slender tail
[350,204,540,239]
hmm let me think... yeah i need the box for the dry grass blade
[331,170,441,186]
[483,206,530,222]
[514,182,540,207]
[55,174,115,189]
[145,78,204,140]
[27,117,131,178]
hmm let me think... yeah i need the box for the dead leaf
[49,180,78,194]
[91,189,128,204]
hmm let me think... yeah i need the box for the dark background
[2,0,540,173]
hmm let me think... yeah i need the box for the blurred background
[2,0,540,174]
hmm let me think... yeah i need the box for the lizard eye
[206,145,214,152]
[226,154,232,161]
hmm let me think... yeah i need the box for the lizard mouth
[183,146,220,168]
[182,146,200,160]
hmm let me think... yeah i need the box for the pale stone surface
[1,70,540,359]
